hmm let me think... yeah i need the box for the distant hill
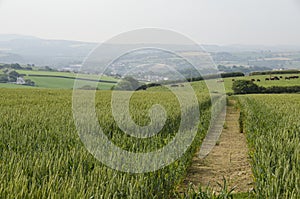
[0,34,96,67]
[203,44,300,52]
[1,34,300,71]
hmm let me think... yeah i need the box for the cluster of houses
[16,77,26,85]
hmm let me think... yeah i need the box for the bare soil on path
[182,100,253,193]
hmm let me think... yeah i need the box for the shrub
[0,74,8,83]
[232,80,300,95]
[24,79,35,86]
[264,86,300,93]
[250,70,300,76]
[114,76,142,91]
[232,80,262,94]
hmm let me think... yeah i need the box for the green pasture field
[223,74,300,93]
[0,70,117,89]
[23,76,114,90]
[16,70,118,81]
[149,73,300,94]
[16,70,78,78]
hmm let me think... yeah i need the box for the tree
[114,76,141,91]
[10,63,22,69]
[0,74,8,83]
[232,80,262,94]
[45,66,54,71]
[7,70,20,82]
[24,79,35,86]
[25,65,33,70]
[8,70,19,77]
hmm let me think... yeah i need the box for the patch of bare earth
[182,100,253,193]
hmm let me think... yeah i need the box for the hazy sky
[0,0,300,45]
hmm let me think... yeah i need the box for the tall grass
[176,177,235,199]
[238,94,300,199]
[0,87,212,198]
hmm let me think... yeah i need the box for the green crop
[0,87,212,198]
[238,94,300,199]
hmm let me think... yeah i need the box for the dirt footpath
[182,100,253,193]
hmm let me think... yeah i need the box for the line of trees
[232,80,300,94]
[0,63,23,70]
[186,72,245,82]
[249,70,300,76]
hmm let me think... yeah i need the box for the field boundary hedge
[27,74,117,83]
[232,80,300,94]
[249,70,300,76]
